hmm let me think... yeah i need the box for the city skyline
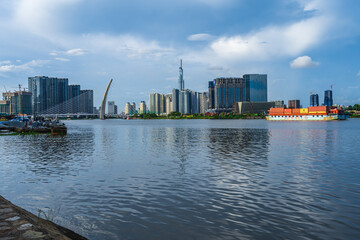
[0,0,360,108]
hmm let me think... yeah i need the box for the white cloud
[0,60,11,65]
[65,48,86,56]
[0,60,49,72]
[209,15,330,61]
[55,57,70,62]
[81,34,174,59]
[188,34,214,41]
[290,56,320,68]
[51,48,86,56]
[184,0,335,66]
[13,0,81,37]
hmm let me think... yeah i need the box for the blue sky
[0,0,359,109]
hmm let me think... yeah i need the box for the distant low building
[232,102,275,114]
[288,100,301,109]
[108,101,115,114]
[271,100,285,108]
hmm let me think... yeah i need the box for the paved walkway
[0,196,87,240]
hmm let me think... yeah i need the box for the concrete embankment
[0,195,86,240]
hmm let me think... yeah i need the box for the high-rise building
[310,94,319,107]
[208,81,215,109]
[324,90,333,107]
[178,90,191,114]
[190,91,200,114]
[28,76,69,114]
[67,85,80,113]
[149,93,166,114]
[213,78,245,112]
[125,102,131,115]
[172,89,179,113]
[209,74,268,112]
[199,92,209,114]
[114,105,118,115]
[243,74,267,102]
[165,94,172,115]
[108,101,115,114]
[56,78,69,113]
[131,102,137,115]
[288,100,301,109]
[178,59,184,91]
[2,91,32,115]
[139,101,147,114]
[79,90,93,113]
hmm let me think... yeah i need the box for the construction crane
[310,91,314,95]
[331,83,336,91]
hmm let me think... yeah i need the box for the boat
[266,106,348,121]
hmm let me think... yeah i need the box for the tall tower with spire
[178,59,184,91]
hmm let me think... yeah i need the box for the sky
[0,0,360,109]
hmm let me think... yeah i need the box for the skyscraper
[199,92,209,114]
[125,102,131,115]
[68,85,80,113]
[213,78,245,112]
[178,59,184,91]
[243,74,267,102]
[310,94,319,107]
[324,90,333,107]
[149,93,166,114]
[139,101,147,114]
[172,89,179,113]
[79,90,94,113]
[28,76,69,114]
[165,94,172,115]
[208,81,215,109]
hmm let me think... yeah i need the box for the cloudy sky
[0,0,359,108]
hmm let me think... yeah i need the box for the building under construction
[1,90,32,115]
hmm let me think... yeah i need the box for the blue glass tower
[310,94,319,106]
[324,90,333,107]
[243,74,267,102]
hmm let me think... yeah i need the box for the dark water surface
[1,119,360,240]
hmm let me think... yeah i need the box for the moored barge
[266,106,348,121]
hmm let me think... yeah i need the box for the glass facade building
[68,85,80,113]
[79,90,94,114]
[243,74,267,102]
[310,94,319,107]
[209,74,267,112]
[324,90,333,107]
[212,78,245,112]
[28,76,69,114]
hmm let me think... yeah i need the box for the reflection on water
[0,119,360,240]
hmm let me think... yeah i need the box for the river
[1,119,360,239]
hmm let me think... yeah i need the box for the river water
[1,119,360,240]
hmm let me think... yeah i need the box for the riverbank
[132,113,266,120]
[0,195,86,239]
